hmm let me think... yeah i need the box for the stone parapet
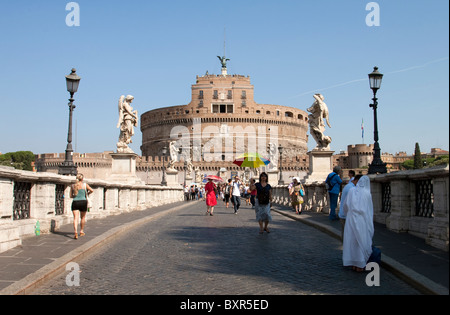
[0,166,183,253]
[271,165,449,251]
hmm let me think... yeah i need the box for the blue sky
[0,0,448,156]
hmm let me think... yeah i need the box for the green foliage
[429,155,449,167]
[413,143,422,169]
[0,151,35,171]
[402,159,414,170]
[402,155,449,170]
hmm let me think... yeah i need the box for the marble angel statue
[117,95,138,153]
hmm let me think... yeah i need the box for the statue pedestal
[165,169,179,187]
[267,170,279,186]
[304,150,334,184]
[109,153,145,185]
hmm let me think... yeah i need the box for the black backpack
[257,184,271,205]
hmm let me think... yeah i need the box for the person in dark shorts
[70,174,94,239]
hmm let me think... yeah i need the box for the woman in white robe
[342,175,374,271]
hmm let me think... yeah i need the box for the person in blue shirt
[326,166,343,220]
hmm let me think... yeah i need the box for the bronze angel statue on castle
[117,95,138,153]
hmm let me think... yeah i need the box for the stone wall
[271,165,449,251]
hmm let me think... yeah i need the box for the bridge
[0,164,448,295]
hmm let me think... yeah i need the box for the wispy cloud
[288,57,449,100]
[387,57,449,74]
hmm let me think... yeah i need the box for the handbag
[84,183,92,210]
[299,188,304,197]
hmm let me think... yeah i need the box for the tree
[0,151,35,171]
[413,143,423,169]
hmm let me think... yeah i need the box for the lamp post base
[58,162,78,176]
[368,160,387,174]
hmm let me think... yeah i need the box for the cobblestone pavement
[31,201,420,295]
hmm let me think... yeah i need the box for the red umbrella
[204,175,224,182]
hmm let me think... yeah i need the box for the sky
[0,0,448,157]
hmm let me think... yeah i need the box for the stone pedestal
[304,150,334,184]
[108,153,145,184]
[165,169,179,187]
[267,170,279,186]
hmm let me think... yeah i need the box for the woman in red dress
[205,178,217,216]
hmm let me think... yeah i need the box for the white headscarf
[342,175,374,268]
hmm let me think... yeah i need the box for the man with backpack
[325,166,343,221]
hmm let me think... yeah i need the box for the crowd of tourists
[69,167,379,272]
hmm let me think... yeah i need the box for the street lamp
[59,68,81,176]
[161,146,168,186]
[368,66,387,174]
[278,144,284,185]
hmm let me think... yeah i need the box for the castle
[33,61,447,184]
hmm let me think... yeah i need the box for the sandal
[80,232,85,237]
[74,234,78,240]
[264,228,270,233]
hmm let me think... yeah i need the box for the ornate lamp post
[368,66,387,174]
[161,146,168,186]
[278,144,284,185]
[59,68,81,176]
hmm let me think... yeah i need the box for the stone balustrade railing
[271,165,449,251]
[0,166,183,253]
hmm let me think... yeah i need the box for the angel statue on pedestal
[117,95,138,153]
[307,93,332,151]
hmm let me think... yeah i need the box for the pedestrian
[184,185,190,201]
[190,185,196,201]
[224,179,232,208]
[70,173,93,239]
[230,175,242,214]
[249,178,257,209]
[338,171,358,241]
[204,178,217,216]
[342,175,374,272]
[194,185,199,200]
[251,172,272,234]
[325,166,343,220]
[244,183,251,205]
[289,177,304,214]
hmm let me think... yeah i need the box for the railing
[13,182,31,220]
[271,164,449,251]
[0,166,184,253]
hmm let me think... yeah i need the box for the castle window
[285,111,293,118]
[199,90,204,99]
[266,111,271,115]
[212,104,233,113]
[241,91,247,99]
[213,90,218,99]
[227,90,232,99]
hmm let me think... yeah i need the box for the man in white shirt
[230,176,242,214]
